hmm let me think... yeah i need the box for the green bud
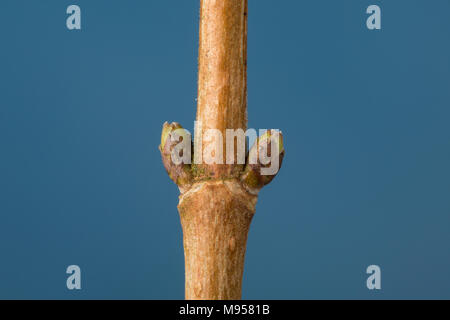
[159,122,193,189]
[241,130,285,192]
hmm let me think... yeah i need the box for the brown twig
[159,0,284,300]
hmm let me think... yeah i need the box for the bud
[241,130,284,192]
[159,122,193,189]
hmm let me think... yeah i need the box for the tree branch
[159,0,285,300]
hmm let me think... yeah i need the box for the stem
[159,0,284,300]
[195,0,248,180]
[177,0,250,300]
[178,180,256,300]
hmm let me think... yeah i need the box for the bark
[178,180,256,299]
[194,0,248,180]
[159,0,284,300]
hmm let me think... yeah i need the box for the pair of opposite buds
[159,122,285,193]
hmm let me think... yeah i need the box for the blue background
[1,0,449,299]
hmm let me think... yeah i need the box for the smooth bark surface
[195,0,248,180]
[178,180,256,299]
[160,0,284,300]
